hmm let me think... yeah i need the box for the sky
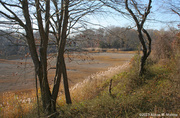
[84,0,180,31]
[0,0,179,32]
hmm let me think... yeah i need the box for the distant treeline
[0,31,57,59]
[0,31,28,59]
[0,27,178,59]
[72,26,161,51]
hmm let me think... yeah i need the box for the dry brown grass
[0,90,37,118]
[57,62,130,105]
[0,51,135,117]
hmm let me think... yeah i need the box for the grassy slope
[58,57,180,118]
[2,55,179,118]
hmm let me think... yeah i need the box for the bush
[152,31,176,62]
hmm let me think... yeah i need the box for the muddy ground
[0,52,134,95]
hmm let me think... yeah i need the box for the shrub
[151,31,177,62]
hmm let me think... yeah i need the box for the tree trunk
[0,0,72,117]
[37,64,58,117]
[125,0,152,80]
[62,57,72,104]
[140,51,148,75]
[58,0,72,104]
[138,30,147,77]
[139,28,152,78]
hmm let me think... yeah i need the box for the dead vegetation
[0,51,135,117]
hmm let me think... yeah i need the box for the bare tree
[99,0,152,79]
[0,0,102,117]
[125,0,152,78]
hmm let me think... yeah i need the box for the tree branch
[140,0,152,29]
[131,0,143,16]
[45,0,50,34]
[125,0,140,28]
[171,9,180,17]
[100,0,128,15]
[0,1,25,28]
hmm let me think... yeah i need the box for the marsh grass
[1,52,179,117]
[0,90,37,118]
[0,51,134,117]
[57,62,130,105]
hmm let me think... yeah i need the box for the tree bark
[62,57,72,104]
[51,0,71,116]
[57,0,72,104]
[138,30,147,77]
[34,0,56,116]
[140,51,148,76]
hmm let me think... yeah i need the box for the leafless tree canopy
[0,0,102,117]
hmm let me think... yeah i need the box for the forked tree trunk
[140,28,152,77]
[35,0,70,117]
[36,64,58,117]
[62,57,72,104]
[125,0,152,81]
